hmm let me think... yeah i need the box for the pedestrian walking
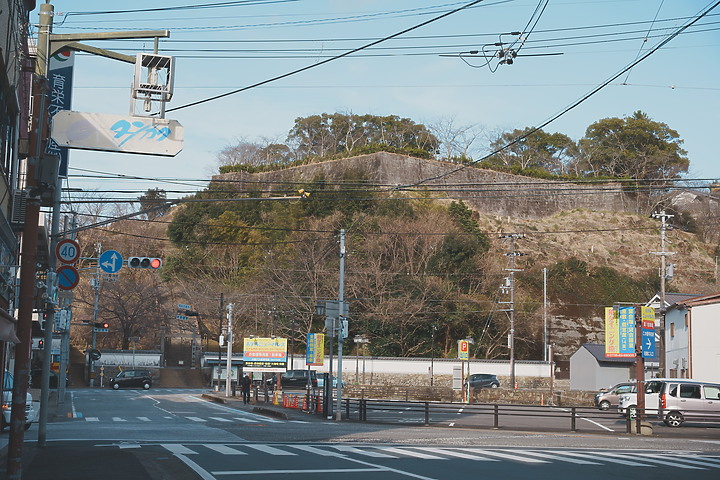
[241,373,252,404]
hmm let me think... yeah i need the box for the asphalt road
[2,388,719,480]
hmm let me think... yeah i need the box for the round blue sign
[57,265,80,291]
[99,250,123,274]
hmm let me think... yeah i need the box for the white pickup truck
[1,371,36,431]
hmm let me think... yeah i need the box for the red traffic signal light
[128,257,162,269]
[94,322,109,331]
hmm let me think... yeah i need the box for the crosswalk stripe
[291,445,346,457]
[204,444,246,455]
[111,417,126,422]
[185,417,207,422]
[556,451,650,466]
[208,417,233,423]
[466,449,549,464]
[520,450,600,465]
[430,448,499,461]
[331,446,397,458]
[162,444,197,455]
[137,417,151,422]
[233,417,259,423]
[607,453,704,470]
[85,417,99,422]
[653,455,720,468]
[382,447,448,460]
[245,444,297,456]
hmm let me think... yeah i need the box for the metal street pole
[218,293,223,391]
[335,229,346,421]
[225,303,233,397]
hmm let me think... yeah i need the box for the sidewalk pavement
[1,388,320,479]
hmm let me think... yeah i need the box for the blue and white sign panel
[617,306,636,357]
[99,250,123,274]
[47,49,74,177]
[51,111,184,156]
[642,328,656,359]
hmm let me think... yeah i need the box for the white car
[618,378,698,417]
[1,371,36,431]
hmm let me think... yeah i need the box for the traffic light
[94,322,109,332]
[128,257,162,269]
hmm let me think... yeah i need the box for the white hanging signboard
[51,110,184,156]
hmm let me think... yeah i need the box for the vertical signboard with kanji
[47,49,74,177]
[605,307,619,356]
[306,333,325,366]
[606,306,635,358]
[641,306,656,359]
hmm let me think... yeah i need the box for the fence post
[345,398,350,420]
[571,407,577,432]
[424,402,430,425]
[493,404,499,429]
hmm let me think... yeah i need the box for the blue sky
[39,1,720,200]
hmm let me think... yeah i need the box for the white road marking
[521,450,600,464]
[332,446,397,458]
[558,451,650,466]
[137,417,151,422]
[245,444,297,455]
[465,449,549,464]
[162,444,198,455]
[208,416,233,422]
[291,445,346,456]
[111,417,126,422]
[204,444,246,455]
[186,416,207,422]
[420,448,497,461]
[85,417,99,422]
[382,447,448,460]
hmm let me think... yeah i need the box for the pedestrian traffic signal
[128,257,162,269]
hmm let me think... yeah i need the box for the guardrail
[267,391,720,434]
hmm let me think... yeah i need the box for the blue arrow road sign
[642,328,656,359]
[99,250,123,274]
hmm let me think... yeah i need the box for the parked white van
[1,371,36,431]
[657,379,720,427]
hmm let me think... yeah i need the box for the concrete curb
[201,393,290,420]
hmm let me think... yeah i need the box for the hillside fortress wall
[214,152,646,218]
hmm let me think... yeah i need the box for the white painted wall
[691,303,720,383]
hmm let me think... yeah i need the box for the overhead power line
[165,0,488,112]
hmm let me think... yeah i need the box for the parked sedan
[108,369,152,390]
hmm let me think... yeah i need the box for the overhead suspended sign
[51,111,184,156]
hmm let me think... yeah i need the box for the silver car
[594,382,635,410]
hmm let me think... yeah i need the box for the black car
[266,370,318,389]
[464,373,500,389]
[109,369,152,390]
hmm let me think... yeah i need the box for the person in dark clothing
[240,374,252,404]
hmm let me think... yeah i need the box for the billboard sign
[641,306,656,359]
[51,111,184,156]
[458,340,469,360]
[306,333,324,366]
[47,49,74,176]
[243,337,287,371]
[605,306,636,358]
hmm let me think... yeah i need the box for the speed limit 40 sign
[56,239,80,264]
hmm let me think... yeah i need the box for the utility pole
[499,234,524,389]
[7,3,53,477]
[217,293,224,391]
[543,267,548,362]
[335,229,346,421]
[651,211,674,377]
[225,303,233,397]
[89,243,101,387]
